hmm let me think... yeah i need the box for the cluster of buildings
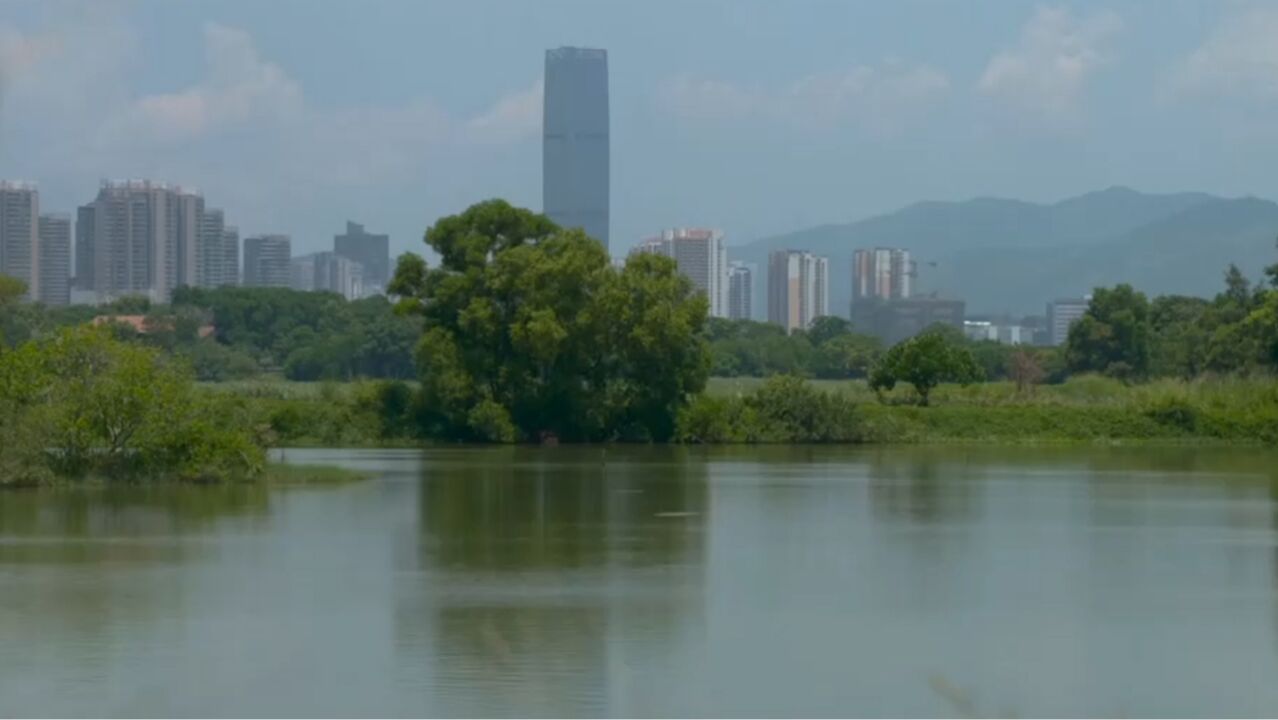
[3,45,1095,349]
[848,247,964,345]
[542,47,1092,346]
[627,228,829,334]
[0,181,389,305]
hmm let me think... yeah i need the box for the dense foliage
[1068,265,1278,380]
[171,287,418,380]
[676,375,865,443]
[0,327,266,485]
[869,331,983,405]
[390,200,711,442]
[707,315,883,378]
[1,286,417,382]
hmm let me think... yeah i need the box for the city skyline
[4,2,1278,264]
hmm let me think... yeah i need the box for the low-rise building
[852,296,965,346]
[1046,297,1090,346]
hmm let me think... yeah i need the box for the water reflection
[2,447,1278,715]
[396,447,708,716]
[414,447,707,571]
[867,448,980,523]
[0,483,274,712]
[0,484,269,564]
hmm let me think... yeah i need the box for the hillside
[734,187,1278,316]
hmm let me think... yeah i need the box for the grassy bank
[214,375,1278,447]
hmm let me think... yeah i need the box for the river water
[3,446,1278,717]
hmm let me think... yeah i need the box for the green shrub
[676,375,864,443]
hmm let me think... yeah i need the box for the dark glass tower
[543,47,609,250]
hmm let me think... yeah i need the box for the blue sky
[1,0,1275,259]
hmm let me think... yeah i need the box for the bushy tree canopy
[390,200,710,442]
[1065,284,1151,379]
[0,327,265,484]
[869,330,983,405]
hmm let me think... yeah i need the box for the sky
[2,0,1277,260]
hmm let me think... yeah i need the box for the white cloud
[466,78,543,144]
[657,76,763,122]
[657,60,950,133]
[978,6,1122,117]
[0,26,60,83]
[1173,6,1278,101]
[0,17,539,184]
[788,61,951,130]
[0,15,549,258]
[125,23,303,142]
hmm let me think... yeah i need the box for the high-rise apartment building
[75,180,213,301]
[544,47,609,249]
[37,214,70,306]
[767,250,829,333]
[333,221,389,290]
[74,204,95,290]
[291,251,364,300]
[317,251,363,300]
[1047,297,1090,346]
[222,226,240,286]
[632,228,728,317]
[0,181,39,299]
[727,262,753,320]
[853,247,912,303]
[198,208,227,288]
[243,234,292,288]
[289,254,316,292]
[173,189,203,289]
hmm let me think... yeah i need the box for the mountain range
[733,187,1278,317]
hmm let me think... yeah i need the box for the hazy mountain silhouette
[734,187,1278,316]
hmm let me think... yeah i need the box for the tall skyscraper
[0,181,39,299]
[243,234,292,288]
[727,262,753,320]
[334,220,389,290]
[222,226,240,286]
[37,213,70,306]
[853,247,912,304]
[543,46,609,249]
[632,228,728,317]
[767,250,829,333]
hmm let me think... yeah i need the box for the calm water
[3,446,1278,717]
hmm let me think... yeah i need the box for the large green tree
[1065,284,1151,379]
[390,200,710,442]
[868,331,982,406]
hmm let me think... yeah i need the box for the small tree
[1008,348,1045,395]
[868,331,983,406]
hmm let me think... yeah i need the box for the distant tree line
[1066,262,1278,380]
[1,286,418,382]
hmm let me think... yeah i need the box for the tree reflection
[868,448,978,524]
[0,483,273,693]
[415,446,707,571]
[0,484,270,565]
[396,447,710,715]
